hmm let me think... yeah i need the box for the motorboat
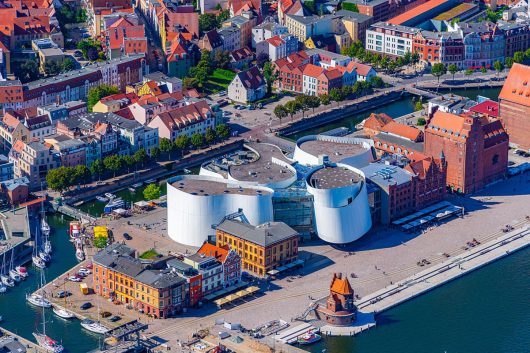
[53,307,76,320]
[104,193,116,199]
[104,197,125,214]
[39,251,51,263]
[70,221,81,239]
[33,332,64,353]
[1,275,14,287]
[26,294,51,308]
[76,248,85,262]
[132,183,142,188]
[297,331,321,345]
[96,196,108,202]
[128,187,136,192]
[16,266,29,278]
[9,269,21,282]
[80,319,110,334]
[183,168,192,174]
[33,256,46,269]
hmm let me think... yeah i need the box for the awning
[267,269,279,275]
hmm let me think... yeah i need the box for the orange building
[216,220,299,277]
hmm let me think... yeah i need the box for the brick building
[424,110,509,194]
[499,63,530,151]
[197,243,242,287]
[315,273,356,326]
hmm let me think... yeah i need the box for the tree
[369,76,384,88]
[151,147,161,160]
[263,62,279,95]
[304,0,316,13]
[215,124,231,141]
[191,49,212,87]
[295,95,310,117]
[306,95,321,114]
[103,155,123,177]
[285,100,301,120]
[480,66,487,74]
[87,85,119,111]
[16,60,39,83]
[274,104,288,123]
[133,148,148,167]
[214,50,231,70]
[183,77,198,90]
[46,167,71,194]
[199,13,217,33]
[62,58,75,72]
[90,159,104,180]
[505,57,514,68]
[431,63,447,84]
[416,117,427,126]
[159,137,173,159]
[256,52,269,68]
[464,68,474,77]
[93,236,108,249]
[143,183,161,200]
[44,61,61,76]
[414,99,423,112]
[320,94,331,106]
[122,155,135,172]
[493,60,504,76]
[514,51,524,63]
[205,127,217,145]
[191,132,204,148]
[74,165,91,185]
[447,63,459,82]
[175,134,190,155]
[329,88,344,102]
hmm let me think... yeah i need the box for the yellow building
[216,219,299,276]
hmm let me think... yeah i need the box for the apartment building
[366,22,419,57]
[9,140,60,190]
[183,253,223,295]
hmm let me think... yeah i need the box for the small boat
[80,319,109,334]
[297,331,321,345]
[33,256,46,269]
[95,196,108,203]
[16,266,29,278]
[132,182,142,188]
[44,240,52,254]
[76,248,85,262]
[53,307,76,320]
[144,179,156,185]
[104,193,115,199]
[33,332,64,353]
[0,283,7,293]
[70,221,81,239]
[104,197,125,214]
[39,251,51,263]
[183,168,192,174]
[128,187,136,192]
[41,217,51,237]
[26,294,51,308]
[1,275,14,287]
[9,269,21,282]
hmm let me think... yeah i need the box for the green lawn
[139,249,160,259]
[201,69,236,94]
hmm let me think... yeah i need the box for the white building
[306,163,372,243]
[366,22,419,57]
[252,21,289,48]
[255,34,299,61]
[227,66,267,103]
[219,26,242,52]
[167,175,274,247]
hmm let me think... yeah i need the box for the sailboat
[40,201,52,255]
[16,265,29,278]
[0,283,6,293]
[1,253,15,287]
[33,268,64,353]
[26,267,51,308]
[53,282,75,320]
[41,217,51,237]
[33,225,47,269]
[75,248,85,262]
[8,247,22,282]
[80,296,109,334]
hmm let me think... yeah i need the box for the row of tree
[274,78,383,122]
[341,41,420,73]
[430,60,506,84]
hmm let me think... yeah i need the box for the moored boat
[53,307,76,320]
[16,265,28,278]
[96,196,108,202]
[128,187,136,192]
[104,198,125,214]
[80,319,109,334]
[297,331,321,345]
[44,240,52,254]
[33,256,46,269]
[75,248,85,262]
[0,283,7,293]
[104,193,115,199]
[33,332,64,352]
[9,269,21,282]
[39,251,51,263]
[26,294,51,308]
[1,275,14,287]
[144,178,156,185]
[69,221,81,239]
[41,217,50,237]
[132,182,142,188]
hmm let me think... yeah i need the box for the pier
[0,327,46,352]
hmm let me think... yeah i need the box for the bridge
[54,203,97,223]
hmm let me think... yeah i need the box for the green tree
[174,134,190,155]
[465,68,474,77]
[151,147,161,160]
[341,2,358,12]
[143,183,161,200]
[133,148,148,167]
[285,100,301,120]
[199,13,217,33]
[122,155,135,172]
[304,0,316,13]
[416,117,427,126]
[480,66,487,74]
[87,84,119,111]
[320,94,331,106]
[306,95,321,114]
[159,137,173,159]
[191,49,212,87]
[191,132,205,148]
[493,60,504,76]
[44,61,61,76]
[217,9,230,25]
[295,95,310,117]
[62,58,75,72]
[214,50,231,70]
[505,57,514,68]
[46,167,70,194]
[183,77,198,90]
[431,63,447,84]
[77,38,101,60]
[74,165,91,185]
[447,63,459,82]
[93,236,108,249]
[514,51,524,63]
[263,62,279,95]
[103,155,123,177]
[369,76,384,88]
[16,60,39,83]
[414,99,423,112]
[215,124,231,141]
[329,87,344,102]
[205,127,217,145]
[90,159,104,180]
[273,104,288,123]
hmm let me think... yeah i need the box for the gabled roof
[363,112,393,130]
[388,0,448,25]
[266,35,284,47]
[152,100,211,131]
[469,100,499,117]
[197,243,231,263]
[330,273,353,295]
[231,46,253,61]
[380,121,422,142]
[234,66,265,90]
[499,63,530,107]
[302,63,323,78]
[352,62,374,77]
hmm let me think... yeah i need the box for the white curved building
[306,163,372,244]
[294,135,376,168]
[167,175,274,247]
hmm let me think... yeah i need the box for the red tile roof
[499,63,530,107]
[363,112,393,130]
[381,121,423,141]
[197,243,231,263]
[469,100,499,117]
[352,62,374,77]
[302,63,323,78]
[266,35,284,47]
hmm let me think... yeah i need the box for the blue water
[304,246,530,353]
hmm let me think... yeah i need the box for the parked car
[68,276,81,282]
[218,90,227,96]
[108,315,122,322]
[57,290,71,298]
[100,311,112,318]
[222,111,232,117]
[76,272,87,278]
[80,302,92,310]
[123,233,132,240]
[247,105,255,110]
[79,268,91,275]
[86,262,93,269]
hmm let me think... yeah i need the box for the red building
[103,17,148,59]
[413,31,464,67]
[274,51,310,93]
[499,63,530,152]
[315,273,356,326]
[197,243,241,287]
[424,110,509,194]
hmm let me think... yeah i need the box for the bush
[417,117,426,126]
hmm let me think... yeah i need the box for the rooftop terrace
[298,140,367,163]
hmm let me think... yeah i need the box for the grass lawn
[139,249,160,259]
